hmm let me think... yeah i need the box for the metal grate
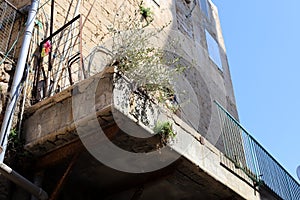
[215,100,300,200]
[31,15,83,103]
[0,0,17,56]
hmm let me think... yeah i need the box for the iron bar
[39,14,80,46]
[79,16,85,79]
[215,100,300,199]
[33,14,81,102]
[0,163,48,200]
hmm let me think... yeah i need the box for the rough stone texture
[13,0,240,155]
[175,0,194,39]
[24,68,114,155]
[4,0,250,199]
[0,60,15,131]
[23,72,260,199]
[112,75,259,199]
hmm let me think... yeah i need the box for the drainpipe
[0,163,48,200]
[0,0,39,161]
[0,0,48,199]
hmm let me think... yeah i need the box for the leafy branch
[94,1,188,110]
[154,121,176,145]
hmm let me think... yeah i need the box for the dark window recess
[199,0,210,19]
[205,30,222,70]
[175,0,194,38]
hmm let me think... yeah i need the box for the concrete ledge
[23,72,260,199]
[24,68,114,155]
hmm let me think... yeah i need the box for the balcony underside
[41,147,246,200]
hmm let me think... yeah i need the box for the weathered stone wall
[25,0,239,153]
[0,0,240,157]
[24,68,114,155]
[0,62,12,134]
[0,0,25,121]
[23,71,258,200]
[1,0,242,199]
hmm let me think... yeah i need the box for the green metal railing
[215,101,300,200]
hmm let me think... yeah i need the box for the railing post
[214,100,300,200]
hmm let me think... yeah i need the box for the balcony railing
[31,14,83,103]
[215,101,300,200]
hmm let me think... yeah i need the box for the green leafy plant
[154,121,176,145]
[96,2,187,113]
[6,129,31,166]
[139,5,152,19]
[8,129,21,151]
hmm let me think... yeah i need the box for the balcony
[215,101,300,200]
[23,69,262,199]
[21,15,300,198]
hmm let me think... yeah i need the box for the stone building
[0,0,299,199]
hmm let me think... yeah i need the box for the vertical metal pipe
[50,0,81,95]
[0,0,40,161]
[79,15,85,79]
[50,0,54,58]
[0,163,48,200]
[45,0,55,96]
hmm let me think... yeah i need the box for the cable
[38,0,51,10]
[0,39,18,65]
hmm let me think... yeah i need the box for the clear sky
[212,0,300,182]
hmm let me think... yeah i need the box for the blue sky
[212,0,300,181]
